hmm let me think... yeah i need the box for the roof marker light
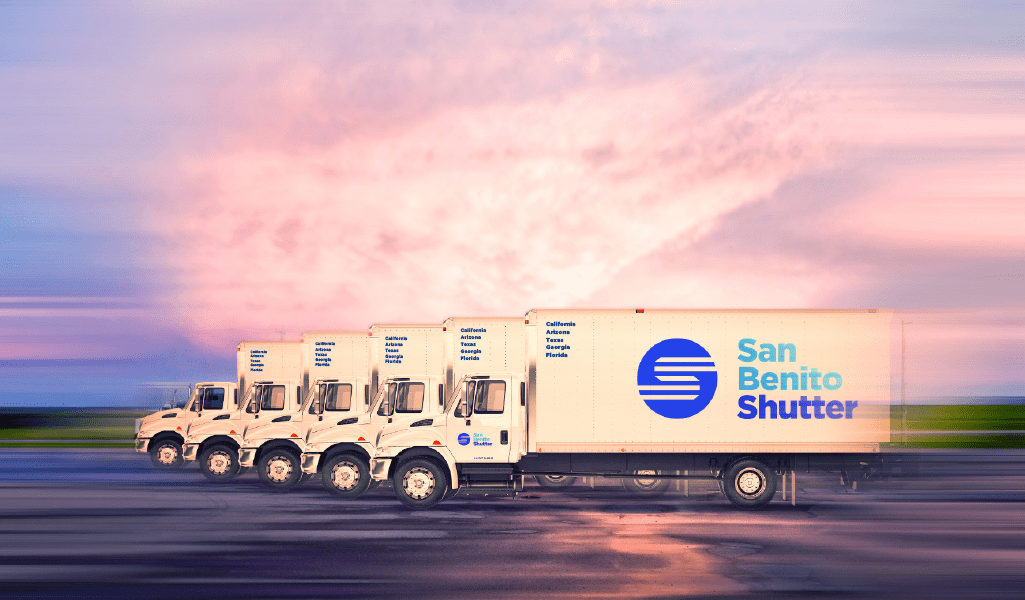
[636,309,644,313]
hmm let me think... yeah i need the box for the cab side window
[324,384,353,412]
[395,383,425,413]
[262,385,286,411]
[203,388,225,410]
[474,381,506,414]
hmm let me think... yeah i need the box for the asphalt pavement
[1,448,1023,599]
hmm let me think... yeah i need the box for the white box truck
[134,382,240,469]
[182,340,304,481]
[239,331,373,490]
[299,323,446,498]
[370,309,895,509]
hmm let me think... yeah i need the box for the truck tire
[258,448,302,491]
[322,453,371,499]
[722,459,777,509]
[534,475,577,490]
[622,470,671,498]
[149,439,184,470]
[199,444,240,482]
[393,458,448,510]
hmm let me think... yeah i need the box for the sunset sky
[1,1,1022,406]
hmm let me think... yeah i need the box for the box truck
[299,323,447,498]
[134,382,240,469]
[369,309,895,509]
[182,340,303,481]
[239,331,372,490]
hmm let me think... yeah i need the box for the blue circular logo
[457,432,471,446]
[637,338,717,419]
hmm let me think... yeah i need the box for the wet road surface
[1,448,1024,599]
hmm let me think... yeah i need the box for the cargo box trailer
[240,331,373,490]
[369,309,895,509]
[134,382,240,469]
[182,340,304,481]
[300,323,448,498]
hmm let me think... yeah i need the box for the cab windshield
[372,383,394,417]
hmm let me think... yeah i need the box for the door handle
[465,419,471,426]
[500,430,508,445]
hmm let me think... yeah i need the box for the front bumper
[135,438,149,453]
[239,448,257,468]
[301,452,321,474]
[182,443,200,461]
[370,458,392,481]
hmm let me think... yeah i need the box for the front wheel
[393,458,448,510]
[534,475,577,490]
[622,470,670,498]
[258,448,302,491]
[322,453,371,499]
[722,459,777,509]
[199,444,240,482]
[149,439,184,470]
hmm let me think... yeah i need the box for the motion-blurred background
[1,2,1021,445]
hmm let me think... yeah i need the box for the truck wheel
[534,475,577,490]
[149,439,184,470]
[199,444,240,482]
[258,448,302,491]
[393,458,448,510]
[622,470,670,498]
[322,453,371,499]
[722,459,777,509]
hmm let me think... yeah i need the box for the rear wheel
[199,444,240,482]
[149,439,184,470]
[534,475,577,490]
[258,448,302,491]
[322,453,371,499]
[722,459,777,509]
[393,458,448,510]
[622,470,671,498]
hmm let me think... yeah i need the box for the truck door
[447,378,513,464]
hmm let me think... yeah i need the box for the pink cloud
[154,71,843,348]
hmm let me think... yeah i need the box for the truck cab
[239,376,370,490]
[134,382,238,470]
[182,380,303,481]
[370,373,526,509]
[300,375,447,499]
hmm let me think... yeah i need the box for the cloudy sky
[1,1,1022,405]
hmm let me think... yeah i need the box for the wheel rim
[403,466,436,500]
[206,450,232,476]
[735,467,766,498]
[634,470,660,489]
[330,460,360,491]
[266,455,294,483]
[156,444,179,465]
[544,476,566,484]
